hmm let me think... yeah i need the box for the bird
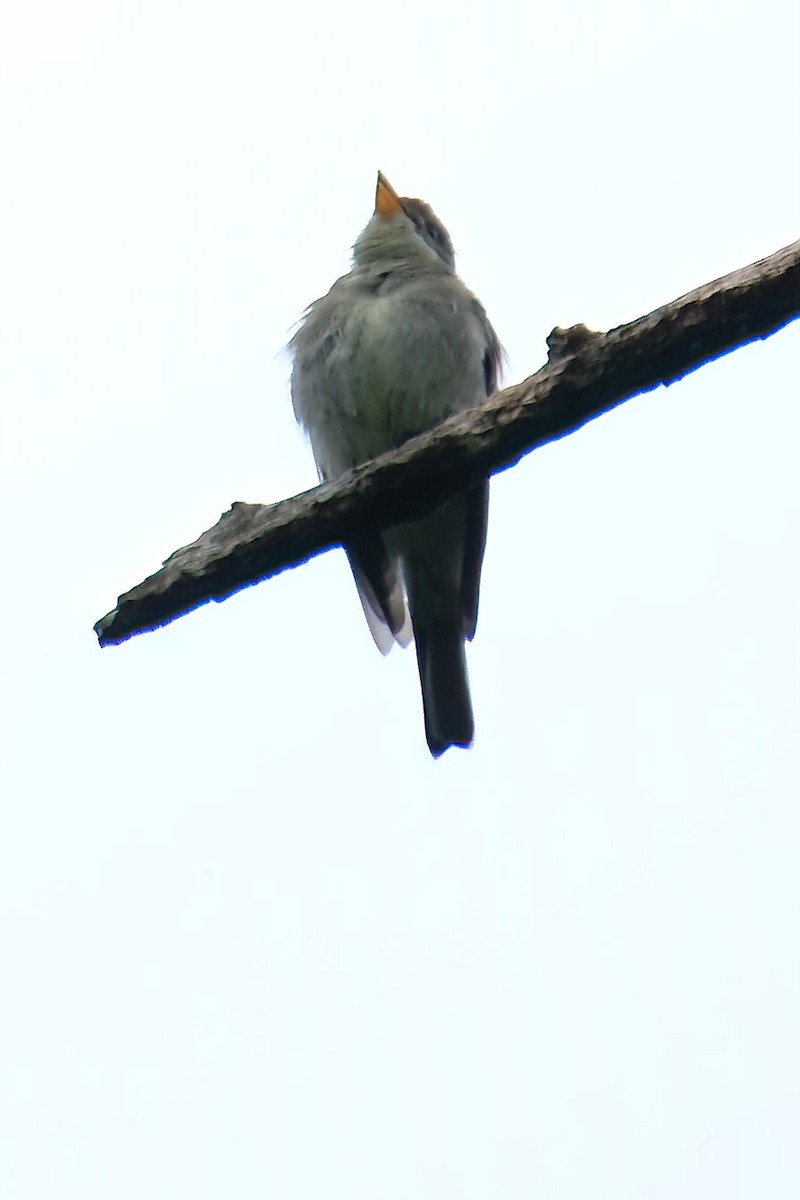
[290,172,502,757]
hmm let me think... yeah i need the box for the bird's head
[352,172,456,272]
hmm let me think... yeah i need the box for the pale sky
[1,1,799,1197]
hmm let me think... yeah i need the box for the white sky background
[1,0,799,1195]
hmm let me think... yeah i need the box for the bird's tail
[413,621,474,758]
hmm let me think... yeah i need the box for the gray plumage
[290,174,502,757]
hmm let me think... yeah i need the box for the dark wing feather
[460,315,502,641]
[460,481,489,641]
[347,532,408,645]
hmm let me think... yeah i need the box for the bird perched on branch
[290,173,502,757]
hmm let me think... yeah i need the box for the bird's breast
[292,274,489,479]
[342,287,485,456]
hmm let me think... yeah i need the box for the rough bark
[95,239,800,646]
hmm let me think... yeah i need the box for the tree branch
[95,238,800,646]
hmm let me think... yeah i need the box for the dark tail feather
[414,622,474,758]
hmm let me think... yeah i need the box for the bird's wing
[460,308,503,639]
[347,534,412,654]
[460,480,490,641]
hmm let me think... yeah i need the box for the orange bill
[375,171,403,217]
